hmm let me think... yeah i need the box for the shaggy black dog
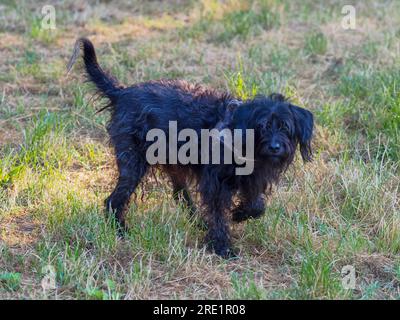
[69,38,314,257]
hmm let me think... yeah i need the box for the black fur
[74,38,314,257]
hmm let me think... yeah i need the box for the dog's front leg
[205,208,233,257]
[200,170,234,258]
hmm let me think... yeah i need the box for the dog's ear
[289,104,314,161]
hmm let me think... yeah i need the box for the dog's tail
[67,38,122,109]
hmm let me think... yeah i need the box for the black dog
[69,38,314,257]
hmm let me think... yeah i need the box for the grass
[0,0,399,299]
[0,271,21,291]
[304,31,328,56]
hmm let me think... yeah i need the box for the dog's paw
[104,196,130,237]
[214,246,238,259]
[206,239,237,259]
[232,207,264,223]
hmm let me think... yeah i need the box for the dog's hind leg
[105,146,147,234]
[232,193,265,223]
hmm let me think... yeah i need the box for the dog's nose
[269,142,281,153]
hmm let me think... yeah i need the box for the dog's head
[232,94,314,167]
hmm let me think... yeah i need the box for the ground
[0,0,399,299]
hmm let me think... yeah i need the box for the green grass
[0,0,399,300]
[215,5,280,42]
[319,67,400,160]
[0,272,21,291]
[182,1,280,42]
[304,31,328,56]
[230,272,268,299]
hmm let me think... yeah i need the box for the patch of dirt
[0,123,22,147]
[0,33,25,50]
[0,209,41,249]
[356,253,398,285]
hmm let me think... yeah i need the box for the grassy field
[0,0,399,299]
